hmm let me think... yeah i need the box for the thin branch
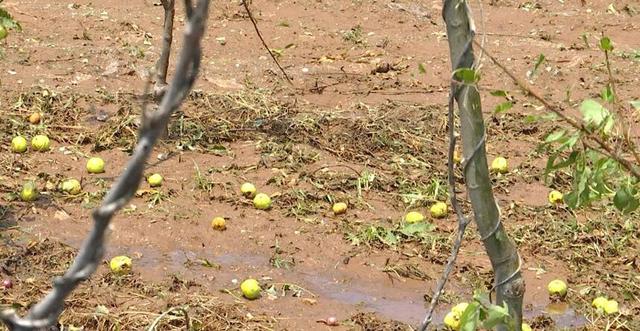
[473,40,640,180]
[0,1,210,330]
[241,0,293,85]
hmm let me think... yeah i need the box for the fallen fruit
[591,296,608,310]
[211,216,226,231]
[443,311,460,330]
[521,323,532,331]
[453,150,462,164]
[147,173,163,187]
[547,279,568,298]
[61,179,82,195]
[451,302,469,316]
[491,156,508,174]
[332,202,347,215]
[240,182,257,198]
[404,211,425,223]
[240,278,261,300]
[2,279,12,289]
[253,193,272,210]
[29,112,41,124]
[11,136,28,153]
[86,157,105,174]
[603,300,619,315]
[0,25,7,40]
[548,190,563,204]
[31,135,50,151]
[430,201,448,218]
[20,181,38,202]
[325,316,338,326]
[109,256,132,275]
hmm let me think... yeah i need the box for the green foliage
[527,53,546,79]
[0,7,21,32]
[346,221,435,248]
[459,292,514,331]
[537,36,639,213]
[453,68,480,84]
[491,90,514,114]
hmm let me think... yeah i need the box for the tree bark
[442,0,525,329]
[155,0,175,97]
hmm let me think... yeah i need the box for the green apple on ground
[548,190,563,204]
[211,217,226,231]
[404,211,425,223]
[31,135,50,151]
[240,278,261,300]
[240,182,257,198]
[110,256,132,275]
[11,136,28,153]
[490,156,508,174]
[430,201,448,218]
[253,193,272,210]
[61,179,82,195]
[147,174,163,187]
[86,157,105,174]
[332,202,347,215]
[547,279,568,298]
[20,181,38,202]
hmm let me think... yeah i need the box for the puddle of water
[524,302,589,328]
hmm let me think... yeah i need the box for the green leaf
[580,99,610,127]
[601,85,615,103]
[529,53,546,78]
[418,63,427,74]
[599,36,613,52]
[0,8,21,31]
[459,302,481,331]
[399,222,434,237]
[545,129,566,143]
[490,90,508,97]
[493,101,513,114]
[382,231,398,246]
[613,185,639,214]
[630,100,640,111]
[482,304,510,329]
[453,68,480,84]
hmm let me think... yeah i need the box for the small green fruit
[86,157,105,174]
[521,323,533,331]
[443,311,460,330]
[491,156,508,174]
[147,174,163,187]
[430,201,448,218]
[253,193,272,210]
[109,256,132,275]
[592,296,608,310]
[31,135,50,151]
[211,217,226,231]
[240,182,257,198]
[11,136,28,153]
[332,202,347,215]
[547,279,568,298]
[61,179,82,195]
[603,300,619,315]
[20,181,38,202]
[548,190,563,204]
[404,211,425,223]
[240,278,261,300]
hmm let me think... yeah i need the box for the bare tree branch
[155,0,176,97]
[241,0,293,85]
[0,1,210,330]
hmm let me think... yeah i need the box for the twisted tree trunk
[443,0,525,329]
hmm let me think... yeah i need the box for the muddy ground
[1,0,639,330]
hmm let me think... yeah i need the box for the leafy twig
[0,1,210,330]
[473,39,640,180]
[241,0,293,85]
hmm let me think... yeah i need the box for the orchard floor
[1,0,639,330]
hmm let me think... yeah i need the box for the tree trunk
[155,0,175,97]
[442,0,525,329]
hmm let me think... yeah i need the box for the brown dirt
[1,0,639,330]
